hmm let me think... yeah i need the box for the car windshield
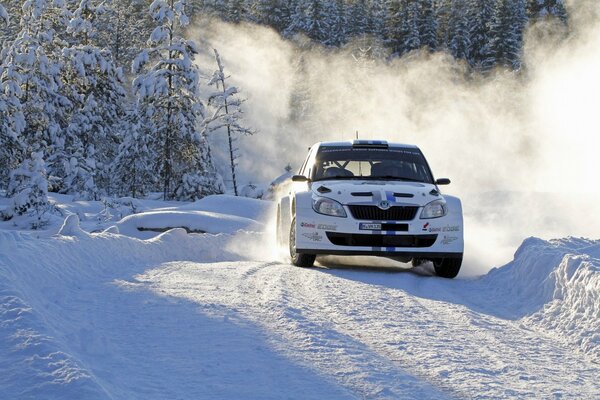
[312,146,434,183]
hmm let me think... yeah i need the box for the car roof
[315,140,420,149]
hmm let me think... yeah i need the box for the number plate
[359,223,382,230]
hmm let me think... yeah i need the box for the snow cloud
[190,2,600,274]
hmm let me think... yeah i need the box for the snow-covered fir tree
[527,0,567,22]
[111,107,155,198]
[323,0,347,46]
[206,49,254,196]
[0,2,19,46]
[226,0,248,23]
[346,0,370,39]
[403,1,421,52]
[133,0,223,200]
[96,0,156,69]
[385,0,405,56]
[469,0,496,68]
[285,0,330,42]
[419,0,439,51]
[447,0,471,61]
[6,151,50,228]
[3,0,72,195]
[0,7,26,190]
[486,0,528,70]
[61,0,127,199]
[252,0,294,32]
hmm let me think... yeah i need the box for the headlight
[312,197,347,217]
[420,199,448,219]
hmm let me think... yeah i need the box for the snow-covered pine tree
[252,0,294,32]
[227,0,248,23]
[384,0,406,56]
[96,0,156,70]
[206,49,254,196]
[0,7,26,191]
[0,1,20,47]
[324,0,347,47]
[447,0,471,61]
[6,151,50,228]
[403,1,421,52]
[133,0,223,201]
[111,107,155,198]
[419,0,439,51]
[527,0,567,22]
[486,0,528,70]
[3,0,71,195]
[61,0,127,199]
[285,0,329,42]
[468,0,496,69]
[346,0,370,39]
[370,0,388,40]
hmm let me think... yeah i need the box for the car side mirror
[435,178,451,185]
[292,175,310,182]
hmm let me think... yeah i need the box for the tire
[433,256,462,279]
[289,217,316,268]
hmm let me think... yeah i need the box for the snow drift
[482,237,600,363]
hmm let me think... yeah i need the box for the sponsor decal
[441,235,459,245]
[300,222,316,228]
[442,225,460,232]
[317,223,337,231]
[428,227,442,233]
[302,232,323,242]
[422,222,430,231]
[360,223,382,230]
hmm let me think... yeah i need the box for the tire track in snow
[140,261,452,399]
[138,261,600,399]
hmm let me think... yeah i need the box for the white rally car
[276,140,464,278]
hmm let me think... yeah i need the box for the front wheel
[433,256,462,279]
[289,217,316,268]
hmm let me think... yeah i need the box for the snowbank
[482,237,600,363]
[156,194,273,221]
[116,210,263,239]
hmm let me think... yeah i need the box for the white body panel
[292,181,463,257]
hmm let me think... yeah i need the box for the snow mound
[483,237,600,363]
[57,214,88,237]
[157,194,273,221]
[116,210,263,239]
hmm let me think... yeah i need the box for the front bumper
[294,205,464,258]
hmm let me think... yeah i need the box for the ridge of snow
[116,209,263,239]
[481,236,600,362]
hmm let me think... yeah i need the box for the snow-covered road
[1,199,599,399]
[136,255,600,399]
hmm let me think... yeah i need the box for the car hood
[310,180,442,207]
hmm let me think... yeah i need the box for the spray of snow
[190,2,600,274]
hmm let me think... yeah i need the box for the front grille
[326,233,437,248]
[348,205,419,221]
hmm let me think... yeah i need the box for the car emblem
[378,200,392,210]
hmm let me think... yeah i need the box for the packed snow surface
[0,194,598,399]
